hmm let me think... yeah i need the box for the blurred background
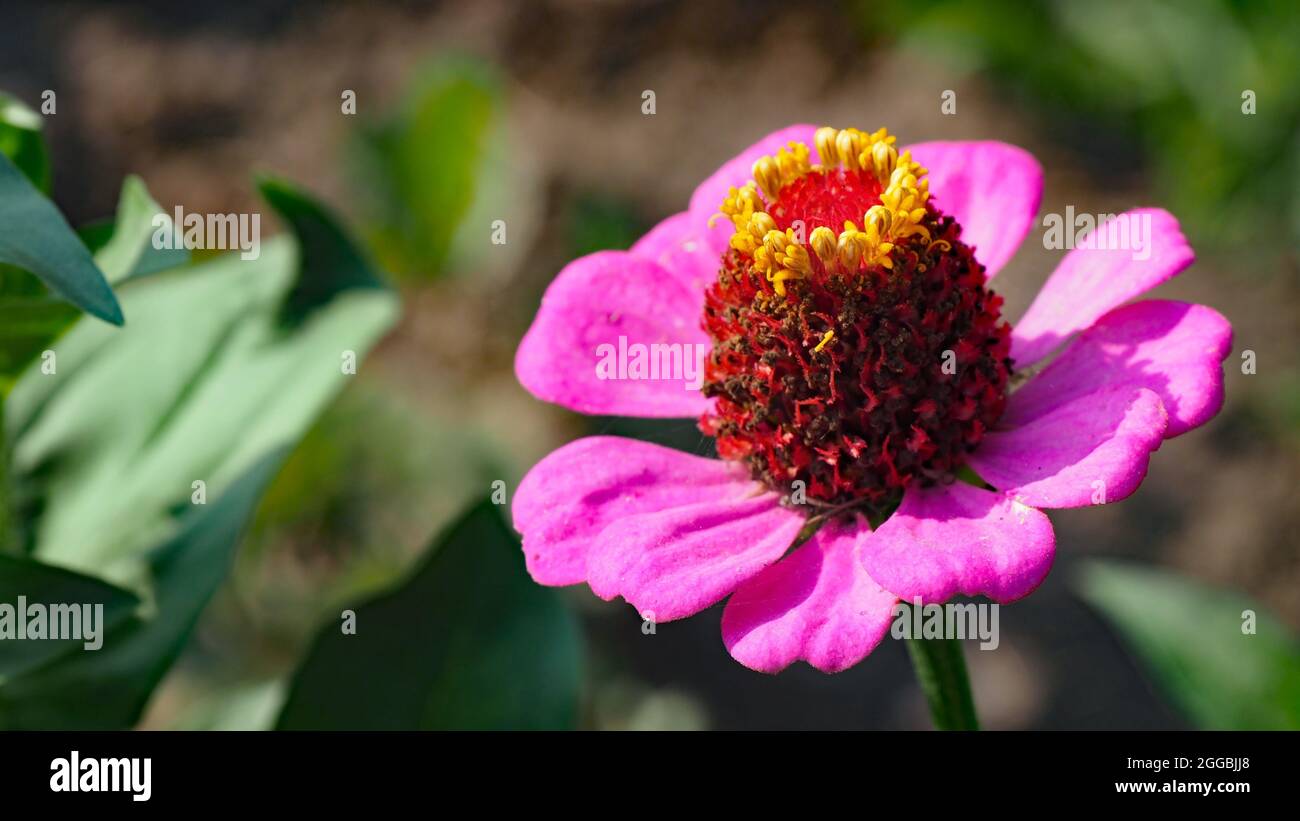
[1,0,1296,729]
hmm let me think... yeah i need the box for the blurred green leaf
[351,60,498,280]
[568,194,644,258]
[876,0,1300,248]
[0,553,140,679]
[242,382,507,613]
[0,93,50,193]
[1077,560,1300,729]
[88,175,190,285]
[0,452,284,729]
[257,175,386,321]
[5,180,399,584]
[1,175,180,395]
[170,678,285,730]
[0,267,78,396]
[276,499,583,730]
[0,152,121,326]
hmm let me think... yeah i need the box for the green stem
[905,632,980,730]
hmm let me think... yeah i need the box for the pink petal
[862,482,1055,604]
[515,251,712,418]
[513,437,753,586]
[722,519,898,673]
[586,495,804,622]
[688,124,820,257]
[1004,300,1232,438]
[630,211,719,297]
[968,385,1168,508]
[906,141,1043,279]
[1011,208,1195,367]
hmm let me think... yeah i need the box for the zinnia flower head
[513,124,1231,673]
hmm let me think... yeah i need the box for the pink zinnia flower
[512,124,1231,673]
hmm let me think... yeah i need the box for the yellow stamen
[813,330,835,353]
[770,269,800,296]
[809,226,838,270]
[836,130,865,170]
[814,127,839,167]
[713,182,764,231]
[753,156,782,200]
[868,140,898,184]
[751,141,811,200]
[837,227,867,271]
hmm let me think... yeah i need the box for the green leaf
[1076,560,1300,729]
[0,151,122,325]
[0,553,140,679]
[276,500,583,730]
[350,59,498,280]
[170,679,285,730]
[5,180,399,583]
[567,194,644,257]
[0,265,79,395]
[0,452,285,729]
[0,175,180,395]
[256,176,385,322]
[0,93,50,193]
[89,175,190,284]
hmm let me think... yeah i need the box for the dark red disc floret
[699,199,1012,513]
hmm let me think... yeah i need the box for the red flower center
[699,128,1012,512]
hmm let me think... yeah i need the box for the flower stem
[905,632,980,730]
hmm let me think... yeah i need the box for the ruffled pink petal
[630,211,719,297]
[1011,208,1194,367]
[906,141,1043,279]
[1004,300,1231,438]
[515,251,712,418]
[721,518,898,673]
[688,124,819,257]
[586,495,804,622]
[862,481,1055,604]
[513,437,751,586]
[968,385,1168,508]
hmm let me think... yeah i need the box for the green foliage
[0,76,586,732]
[0,452,285,729]
[0,135,126,394]
[0,107,129,550]
[0,553,140,680]
[259,176,388,321]
[0,266,78,395]
[4,180,399,584]
[0,152,121,327]
[86,175,191,285]
[0,175,179,394]
[244,381,508,610]
[0,93,50,193]
[350,59,499,280]
[0,174,400,728]
[1077,560,1300,730]
[276,500,583,730]
[171,679,285,730]
[872,0,1300,249]
[567,194,645,258]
